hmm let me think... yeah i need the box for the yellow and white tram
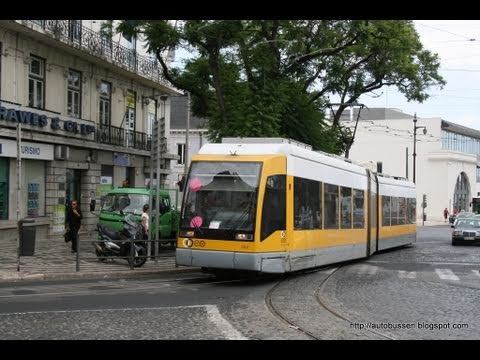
[176,138,416,273]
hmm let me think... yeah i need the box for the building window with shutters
[99,81,111,127]
[67,69,81,118]
[28,55,45,109]
[177,143,185,165]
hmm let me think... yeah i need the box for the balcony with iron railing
[19,20,171,88]
[97,124,151,151]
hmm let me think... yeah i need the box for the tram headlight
[235,233,253,241]
[179,230,195,238]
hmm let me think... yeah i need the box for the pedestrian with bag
[67,200,83,253]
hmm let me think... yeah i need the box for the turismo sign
[0,139,54,160]
[0,105,95,136]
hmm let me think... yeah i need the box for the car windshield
[101,193,150,216]
[455,219,480,228]
[456,212,474,219]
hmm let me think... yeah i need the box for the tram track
[265,274,321,340]
[314,265,396,340]
[265,265,397,340]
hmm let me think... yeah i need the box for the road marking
[398,270,416,279]
[0,305,247,340]
[367,260,480,266]
[435,269,460,281]
[205,305,247,340]
[357,264,378,275]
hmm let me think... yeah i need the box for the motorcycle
[94,214,147,268]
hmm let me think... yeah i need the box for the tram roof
[198,139,368,175]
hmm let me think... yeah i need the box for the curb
[0,267,200,283]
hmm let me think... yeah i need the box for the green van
[98,187,179,241]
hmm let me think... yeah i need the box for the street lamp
[413,113,427,184]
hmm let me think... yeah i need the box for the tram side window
[261,175,286,241]
[340,187,352,229]
[407,198,416,224]
[382,196,391,226]
[391,197,399,225]
[324,183,339,229]
[353,189,365,229]
[294,177,321,230]
[398,197,406,225]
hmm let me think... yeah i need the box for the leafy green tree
[115,20,445,154]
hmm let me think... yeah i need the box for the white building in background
[343,108,480,222]
[167,95,208,207]
[0,20,180,241]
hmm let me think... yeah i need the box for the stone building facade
[0,20,180,242]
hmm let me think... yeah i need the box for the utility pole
[413,113,427,184]
[406,147,409,179]
[184,91,190,178]
[327,102,365,159]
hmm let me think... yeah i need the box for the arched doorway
[453,172,470,212]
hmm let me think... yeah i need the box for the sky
[171,20,480,131]
[358,20,480,130]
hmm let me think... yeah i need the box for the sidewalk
[1,221,449,283]
[0,235,197,283]
[417,219,452,227]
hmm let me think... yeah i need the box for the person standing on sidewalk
[443,208,449,223]
[141,204,150,240]
[67,200,83,253]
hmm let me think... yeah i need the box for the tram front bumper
[176,248,289,273]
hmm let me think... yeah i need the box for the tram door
[366,171,378,256]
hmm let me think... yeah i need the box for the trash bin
[423,214,427,221]
[19,219,36,256]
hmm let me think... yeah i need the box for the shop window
[23,160,45,217]
[0,158,9,220]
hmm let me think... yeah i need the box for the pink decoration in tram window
[190,216,203,228]
[189,177,203,192]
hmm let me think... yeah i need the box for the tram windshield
[180,161,261,239]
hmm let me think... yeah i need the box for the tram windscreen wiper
[225,191,257,231]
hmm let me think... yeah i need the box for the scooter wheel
[95,249,107,262]
[128,247,147,268]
